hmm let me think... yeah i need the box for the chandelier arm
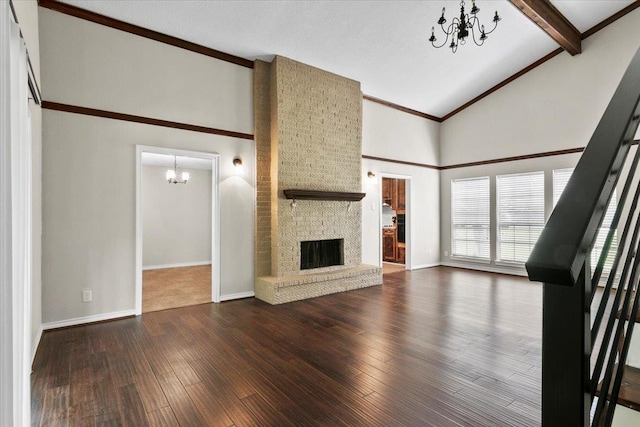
[482,19,499,35]
[440,19,457,36]
[470,27,486,46]
[431,21,458,49]
[466,15,486,46]
[431,38,452,49]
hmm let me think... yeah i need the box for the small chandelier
[166,156,189,184]
[429,0,501,53]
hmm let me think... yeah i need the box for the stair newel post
[542,260,592,426]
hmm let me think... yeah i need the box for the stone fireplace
[253,56,382,304]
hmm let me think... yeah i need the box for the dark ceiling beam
[509,0,582,55]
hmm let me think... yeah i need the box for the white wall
[439,7,640,274]
[39,7,254,324]
[42,112,255,323]
[142,165,212,268]
[441,7,640,166]
[38,8,251,135]
[363,100,440,165]
[361,100,440,269]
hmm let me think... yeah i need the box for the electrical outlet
[444,250,449,257]
[82,289,92,302]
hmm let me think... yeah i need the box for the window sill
[495,260,526,268]
[451,256,491,265]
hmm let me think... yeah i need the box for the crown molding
[362,95,442,123]
[42,101,254,140]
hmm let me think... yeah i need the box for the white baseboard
[440,261,528,277]
[142,261,211,271]
[219,291,255,302]
[42,309,137,331]
[410,262,441,270]
[31,326,43,367]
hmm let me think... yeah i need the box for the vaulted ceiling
[57,0,637,118]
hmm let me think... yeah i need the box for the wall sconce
[367,171,376,181]
[233,157,244,174]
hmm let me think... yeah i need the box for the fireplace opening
[300,239,344,270]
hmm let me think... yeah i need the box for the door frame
[379,173,412,270]
[135,145,221,315]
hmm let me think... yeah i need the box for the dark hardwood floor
[31,267,543,426]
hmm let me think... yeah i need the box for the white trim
[136,146,221,314]
[142,261,211,271]
[410,262,441,270]
[2,13,31,426]
[451,255,491,265]
[30,326,42,367]
[135,147,142,315]
[495,260,526,268]
[440,261,528,277]
[219,291,255,302]
[379,172,413,180]
[41,309,136,331]
[212,156,221,303]
[0,8,12,425]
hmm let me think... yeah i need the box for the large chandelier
[166,156,189,184]
[429,0,501,53]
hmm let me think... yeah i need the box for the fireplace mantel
[283,189,366,202]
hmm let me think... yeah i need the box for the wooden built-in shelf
[283,189,366,202]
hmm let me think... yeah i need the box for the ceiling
[58,0,635,118]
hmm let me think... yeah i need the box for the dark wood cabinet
[382,178,405,212]
[397,179,405,211]
[382,178,393,207]
[397,246,405,264]
[383,228,396,262]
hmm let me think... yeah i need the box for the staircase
[526,45,640,427]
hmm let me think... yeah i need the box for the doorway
[380,175,411,274]
[135,146,220,315]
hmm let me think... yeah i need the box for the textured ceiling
[59,0,635,118]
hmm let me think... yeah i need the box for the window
[593,190,618,273]
[451,177,490,260]
[497,172,544,263]
[553,168,574,207]
[553,168,617,273]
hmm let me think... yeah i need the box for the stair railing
[526,45,640,427]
